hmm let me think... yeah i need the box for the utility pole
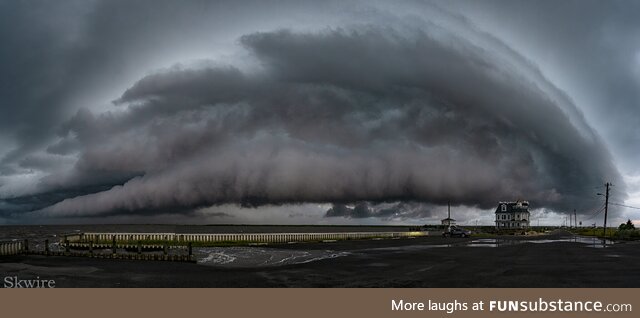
[574,209,577,229]
[604,182,610,239]
[569,213,572,228]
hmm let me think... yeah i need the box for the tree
[618,219,636,230]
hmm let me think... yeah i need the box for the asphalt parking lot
[1,231,638,287]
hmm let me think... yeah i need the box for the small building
[441,201,456,226]
[495,200,530,229]
[441,217,456,226]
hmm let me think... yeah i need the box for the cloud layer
[1,1,635,224]
[36,23,622,218]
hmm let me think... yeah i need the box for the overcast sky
[1,0,639,226]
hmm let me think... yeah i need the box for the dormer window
[501,204,506,212]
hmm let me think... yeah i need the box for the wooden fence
[71,231,429,244]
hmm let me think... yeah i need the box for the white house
[441,217,456,226]
[495,200,530,229]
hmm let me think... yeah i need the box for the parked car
[442,226,471,238]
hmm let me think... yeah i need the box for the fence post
[112,236,117,256]
[23,239,29,254]
[45,239,49,256]
[188,242,193,261]
[137,240,142,255]
[163,242,168,260]
[89,241,93,256]
[65,239,70,255]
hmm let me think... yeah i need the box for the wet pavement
[2,230,639,287]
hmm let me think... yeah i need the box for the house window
[501,204,506,212]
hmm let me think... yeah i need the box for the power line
[564,186,607,196]
[584,201,606,219]
[584,208,604,221]
[579,197,606,204]
[583,204,606,221]
[610,202,640,210]
[607,188,625,199]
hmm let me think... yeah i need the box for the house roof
[441,218,456,221]
[495,201,530,214]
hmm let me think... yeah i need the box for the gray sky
[1,0,639,226]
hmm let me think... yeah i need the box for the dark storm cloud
[0,185,114,219]
[325,202,437,219]
[0,0,188,181]
[449,0,640,173]
[1,1,634,224]
[326,203,372,219]
[35,23,624,218]
[0,1,84,166]
[1,0,292,192]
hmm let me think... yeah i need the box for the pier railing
[1,231,428,262]
[0,237,195,262]
[69,231,429,244]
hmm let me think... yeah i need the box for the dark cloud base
[34,24,622,219]
[0,1,629,223]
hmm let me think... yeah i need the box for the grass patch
[571,228,640,240]
[611,229,640,240]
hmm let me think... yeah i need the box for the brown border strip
[0,288,637,318]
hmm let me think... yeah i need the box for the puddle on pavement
[363,236,615,253]
[195,247,350,267]
[364,244,453,252]
[462,236,616,248]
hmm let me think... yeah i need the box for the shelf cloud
[1,1,636,224]
[36,25,621,217]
